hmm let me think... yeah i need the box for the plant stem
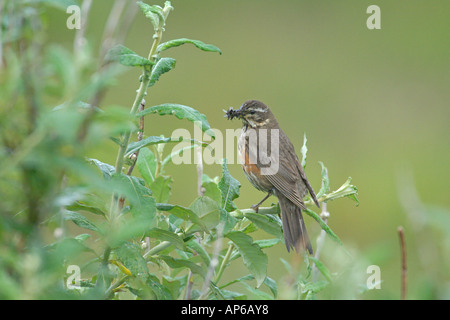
[73,0,92,56]
[185,149,205,299]
[105,275,129,298]
[398,226,407,300]
[312,202,329,282]
[100,3,173,295]
[143,224,197,258]
[110,4,172,222]
[214,243,234,284]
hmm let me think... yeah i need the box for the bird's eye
[249,110,256,115]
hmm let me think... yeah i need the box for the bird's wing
[289,147,320,208]
[265,154,307,210]
[258,129,307,210]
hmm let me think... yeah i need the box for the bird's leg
[251,192,272,213]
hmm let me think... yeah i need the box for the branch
[312,202,330,281]
[398,226,407,300]
[185,147,205,299]
[73,0,92,56]
[110,3,173,223]
[118,99,145,210]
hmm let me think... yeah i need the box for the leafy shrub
[0,0,358,299]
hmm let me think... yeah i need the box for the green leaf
[219,274,277,299]
[94,105,137,137]
[137,1,165,31]
[302,280,329,298]
[225,231,267,288]
[64,210,101,233]
[325,177,359,206]
[244,212,283,238]
[213,288,246,300]
[280,258,293,274]
[150,175,173,203]
[263,277,278,298]
[157,38,222,55]
[156,203,207,231]
[145,274,173,299]
[316,161,330,199]
[201,174,221,203]
[219,208,238,234]
[126,136,173,156]
[161,144,198,170]
[136,104,215,139]
[239,282,273,300]
[113,175,154,207]
[74,233,91,243]
[114,242,148,280]
[254,238,281,249]
[137,147,157,185]
[105,45,153,67]
[146,228,186,251]
[87,158,115,180]
[303,208,343,246]
[228,238,280,263]
[158,255,206,278]
[45,238,95,262]
[45,47,76,97]
[308,256,332,282]
[208,282,227,300]
[127,136,207,157]
[110,174,157,239]
[162,275,187,300]
[189,196,220,229]
[219,274,254,289]
[218,159,241,212]
[66,201,106,216]
[186,239,211,266]
[24,0,79,11]
[148,57,176,88]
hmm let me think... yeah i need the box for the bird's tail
[276,192,312,254]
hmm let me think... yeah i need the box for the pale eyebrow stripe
[252,108,267,113]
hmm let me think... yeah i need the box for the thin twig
[73,0,92,56]
[100,3,173,292]
[118,99,145,210]
[312,202,329,281]
[214,242,234,285]
[115,4,139,45]
[398,226,407,300]
[126,99,146,176]
[99,0,127,60]
[185,272,194,300]
[79,0,137,141]
[186,147,205,299]
[199,223,225,300]
[196,147,205,197]
[396,168,436,278]
[105,275,130,298]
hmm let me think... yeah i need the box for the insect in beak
[224,107,242,120]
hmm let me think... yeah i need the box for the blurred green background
[45,0,448,299]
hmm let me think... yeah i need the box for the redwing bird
[225,100,320,253]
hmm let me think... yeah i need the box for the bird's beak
[224,106,243,120]
[234,104,246,119]
[235,107,243,119]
